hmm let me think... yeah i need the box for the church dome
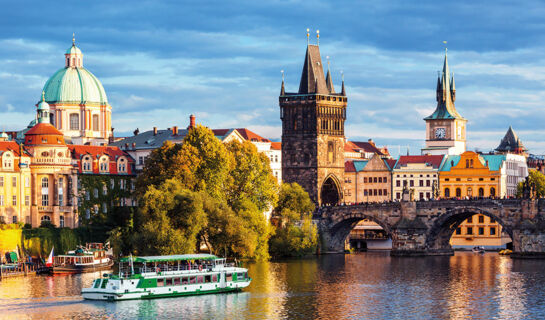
[42,40,108,106]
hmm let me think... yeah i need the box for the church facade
[279,40,347,205]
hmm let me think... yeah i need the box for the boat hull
[52,261,114,274]
[82,280,251,301]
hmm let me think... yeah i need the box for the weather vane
[73,32,76,45]
[281,69,284,81]
[316,29,320,45]
[306,28,310,45]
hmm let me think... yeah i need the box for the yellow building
[0,138,32,225]
[440,151,509,248]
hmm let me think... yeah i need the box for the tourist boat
[472,246,485,254]
[51,243,113,274]
[81,254,251,301]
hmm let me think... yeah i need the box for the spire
[298,43,328,94]
[341,71,346,96]
[450,72,456,101]
[325,56,335,93]
[496,126,527,154]
[280,70,285,96]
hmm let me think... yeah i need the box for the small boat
[472,246,485,254]
[51,243,113,274]
[81,254,251,301]
[499,249,512,255]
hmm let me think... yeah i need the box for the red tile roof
[24,123,66,145]
[68,145,131,159]
[345,160,356,172]
[0,141,24,156]
[384,159,397,170]
[270,142,281,150]
[395,155,445,169]
[25,123,63,136]
[234,128,270,143]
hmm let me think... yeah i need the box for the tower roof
[495,126,527,153]
[298,45,328,94]
[425,49,465,120]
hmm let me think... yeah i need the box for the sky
[2,0,545,157]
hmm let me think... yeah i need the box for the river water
[0,252,544,320]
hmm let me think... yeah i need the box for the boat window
[94,280,101,288]
[197,276,204,284]
[204,275,211,283]
[212,274,218,282]
[101,279,108,289]
[182,277,189,285]
[189,277,196,284]
[226,273,232,282]
[174,278,181,285]
[237,273,245,280]
[157,279,164,287]
[166,278,173,286]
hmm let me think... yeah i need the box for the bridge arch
[425,207,513,253]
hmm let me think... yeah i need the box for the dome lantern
[65,33,83,68]
[37,91,50,124]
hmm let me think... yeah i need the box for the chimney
[125,143,129,150]
[132,142,136,150]
[188,114,196,129]
[153,127,157,135]
[173,126,178,136]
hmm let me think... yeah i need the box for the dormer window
[82,155,92,172]
[117,157,127,173]
[99,156,109,173]
[2,152,13,170]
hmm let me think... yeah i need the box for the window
[12,216,17,224]
[490,227,496,235]
[374,177,378,183]
[12,177,16,187]
[456,228,461,235]
[138,156,144,165]
[364,190,368,196]
[490,218,496,223]
[103,185,108,195]
[120,179,125,190]
[396,192,400,199]
[419,192,424,199]
[396,180,400,187]
[83,156,92,172]
[479,188,484,197]
[92,114,99,131]
[42,177,49,188]
[426,192,430,199]
[478,215,484,223]
[383,189,388,196]
[409,180,414,187]
[70,113,79,130]
[25,195,30,206]
[3,153,13,169]
[467,216,473,223]
[12,195,16,206]
[378,177,382,183]
[466,227,473,235]
[456,188,461,197]
[384,177,387,183]
[467,187,472,197]
[118,158,127,173]
[0,177,3,187]
[419,180,424,187]
[85,191,90,200]
[478,227,484,235]
[378,189,382,196]
[25,177,30,188]
[59,216,65,228]
[99,157,109,173]
[445,178,449,181]
[42,194,49,206]
[327,141,335,163]
[0,195,4,206]
[444,188,450,198]
[102,202,107,213]
[93,189,98,198]
[40,215,51,222]
[86,208,90,219]
[426,180,430,187]
[490,187,496,197]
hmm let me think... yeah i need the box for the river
[0,252,544,319]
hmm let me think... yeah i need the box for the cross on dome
[65,34,83,68]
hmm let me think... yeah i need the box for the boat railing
[119,262,222,278]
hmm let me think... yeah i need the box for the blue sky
[2,0,545,156]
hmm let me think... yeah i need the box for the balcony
[60,206,73,212]
[38,206,53,212]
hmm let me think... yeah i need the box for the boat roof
[120,254,219,263]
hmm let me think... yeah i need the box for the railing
[59,206,73,212]
[38,206,53,212]
[119,262,232,278]
[349,234,389,240]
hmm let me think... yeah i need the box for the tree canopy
[517,170,545,198]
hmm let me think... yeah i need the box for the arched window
[444,188,450,198]
[59,215,65,228]
[82,156,92,172]
[490,187,496,197]
[70,113,79,130]
[92,114,99,131]
[478,188,484,197]
[99,156,109,173]
[3,152,13,170]
[467,187,473,197]
[118,157,127,173]
[456,188,462,197]
[40,215,51,222]
[466,159,470,168]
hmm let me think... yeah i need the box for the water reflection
[0,252,544,319]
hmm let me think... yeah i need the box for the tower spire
[280,70,285,96]
[325,56,335,93]
[341,71,346,96]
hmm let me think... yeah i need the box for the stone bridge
[315,199,545,258]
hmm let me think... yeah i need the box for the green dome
[42,67,108,105]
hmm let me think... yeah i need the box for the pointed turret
[280,79,285,96]
[341,72,346,96]
[425,48,464,120]
[298,45,328,94]
[451,73,456,101]
[496,126,527,154]
[37,91,50,124]
[325,59,335,93]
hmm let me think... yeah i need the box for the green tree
[269,183,317,257]
[517,170,545,198]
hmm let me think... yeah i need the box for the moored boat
[472,246,485,254]
[81,254,251,301]
[52,243,113,274]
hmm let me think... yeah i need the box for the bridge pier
[511,220,545,258]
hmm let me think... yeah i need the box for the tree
[517,170,545,198]
[269,183,317,257]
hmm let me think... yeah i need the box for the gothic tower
[279,39,347,205]
[422,48,467,155]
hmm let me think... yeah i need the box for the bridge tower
[279,35,347,205]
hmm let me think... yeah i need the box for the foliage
[269,183,317,258]
[130,125,278,260]
[517,170,545,198]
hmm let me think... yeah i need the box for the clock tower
[421,49,467,155]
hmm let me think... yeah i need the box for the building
[439,151,506,198]
[421,49,467,156]
[38,36,112,145]
[344,140,390,160]
[69,145,136,225]
[0,139,31,225]
[344,154,395,203]
[450,213,511,250]
[392,155,445,200]
[495,126,528,157]
[527,154,545,174]
[279,38,347,205]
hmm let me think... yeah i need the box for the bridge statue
[315,199,545,258]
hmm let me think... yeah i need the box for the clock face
[435,128,446,139]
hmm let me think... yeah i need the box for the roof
[65,44,82,55]
[111,128,188,150]
[496,126,527,153]
[270,142,281,150]
[68,145,132,159]
[480,154,506,171]
[43,67,108,105]
[353,160,369,172]
[395,155,445,169]
[345,161,356,172]
[25,123,63,136]
[0,141,24,156]
[120,254,219,263]
[440,155,461,171]
[234,128,270,143]
[384,159,397,170]
[24,123,66,146]
[298,45,329,94]
[345,141,384,155]
[424,51,464,120]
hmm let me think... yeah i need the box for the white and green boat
[81,254,251,301]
